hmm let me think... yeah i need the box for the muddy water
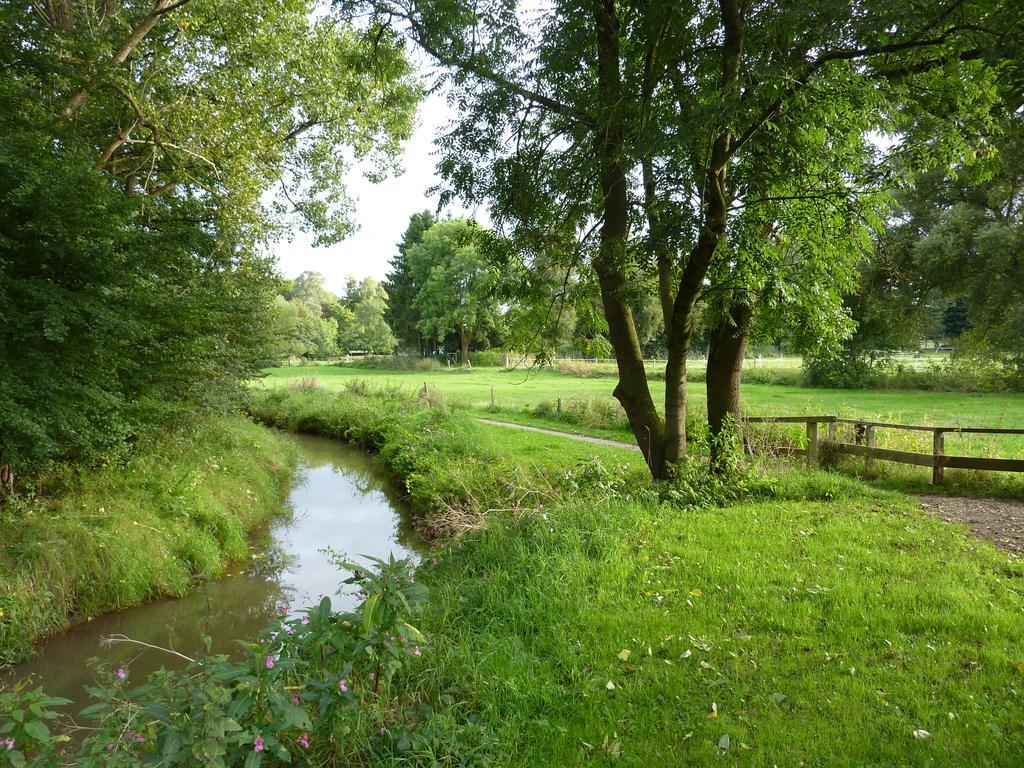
[8,432,424,705]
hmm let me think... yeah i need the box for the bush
[467,349,507,367]
[803,349,1024,392]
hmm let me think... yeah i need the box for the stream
[7,432,424,706]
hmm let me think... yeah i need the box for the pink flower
[412,646,422,657]
[338,677,349,693]
[253,735,264,753]
[356,593,366,602]
[290,693,300,706]
[116,667,127,680]
[1,738,14,750]
[301,614,310,625]
[265,655,275,670]
[298,732,310,749]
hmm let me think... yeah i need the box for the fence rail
[743,415,1024,484]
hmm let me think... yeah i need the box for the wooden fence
[743,416,1024,485]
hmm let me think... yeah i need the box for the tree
[409,220,499,364]
[350,0,1004,477]
[269,296,306,358]
[869,109,1024,373]
[338,277,399,354]
[0,0,417,477]
[385,210,437,352]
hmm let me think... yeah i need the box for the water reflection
[6,433,424,706]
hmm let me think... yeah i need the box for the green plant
[0,558,489,767]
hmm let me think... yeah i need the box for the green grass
[420,495,1024,765]
[261,364,1024,428]
[250,388,1024,766]
[0,416,298,667]
[262,366,1024,495]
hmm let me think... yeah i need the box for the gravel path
[919,495,1024,555]
[474,418,640,451]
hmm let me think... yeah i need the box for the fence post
[806,421,819,468]
[490,386,495,408]
[932,429,945,485]
[827,420,836,443]
[556,397,562,416]
[865,425,876,471]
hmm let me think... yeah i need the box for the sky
[272,85,478,295]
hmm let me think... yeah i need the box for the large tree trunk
[706,301,753,466]
[657,0,743,468]
[592,0,666,477]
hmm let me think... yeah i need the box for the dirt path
[474,418,639,451]
[919,495,1024,555]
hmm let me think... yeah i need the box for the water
[6,432,424,705]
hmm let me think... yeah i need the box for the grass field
[248,388,1024,766]
[261,365,1024,426]
[262,364,1024,452]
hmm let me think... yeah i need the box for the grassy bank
[0,416,297,667]
[249,388,1024,766]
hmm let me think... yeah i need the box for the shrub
[336,357,442,372]
[467,349,507,367]
[0,558,490,766]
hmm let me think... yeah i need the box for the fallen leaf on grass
[617,649,631,661]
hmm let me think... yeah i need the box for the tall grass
[0,417,297,666]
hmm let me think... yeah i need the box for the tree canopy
[407,220,500,364]
[0,0,417,475]
[348,0,1010,476]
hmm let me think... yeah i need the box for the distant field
[260,364,1024,429]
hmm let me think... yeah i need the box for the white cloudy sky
[272,83,481,295]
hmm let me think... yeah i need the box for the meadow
[262,364,1024,426]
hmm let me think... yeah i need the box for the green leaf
[718,732,730,752]
[145,703,172,722]
[769,692,787,705]
[363,592,381,636]
[244,750,263,768]
[398,620,426,643]
[23,719,50,743]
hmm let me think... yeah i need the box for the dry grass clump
[287,376,321,392]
